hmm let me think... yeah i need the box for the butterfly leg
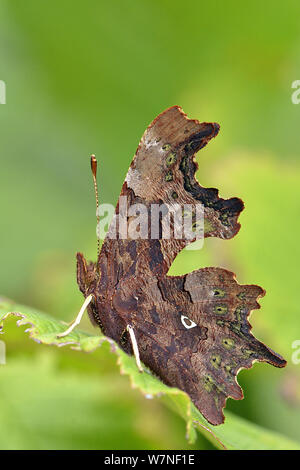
[57,294,94,338]
[127,325,143,373]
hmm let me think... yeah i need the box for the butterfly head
[76,252,99,297]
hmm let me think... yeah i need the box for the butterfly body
[76,106,286,425]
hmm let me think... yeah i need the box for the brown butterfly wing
[77,106,286,425]
[96,106,244,277]
[140,269,285,425]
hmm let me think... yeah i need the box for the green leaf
[1,299,299,450]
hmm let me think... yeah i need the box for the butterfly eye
[181,315,197,329]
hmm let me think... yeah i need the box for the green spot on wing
[213,288,226,298]
[210,354,222,369]
[166,152,177,166]
[214,305,228,315]
[165,170,173,181]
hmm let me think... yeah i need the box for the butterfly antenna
[90,154,100,257]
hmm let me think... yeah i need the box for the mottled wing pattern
[134,268,285,424]
[121,105,244,271]
[77,106,286,425]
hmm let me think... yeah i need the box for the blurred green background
[1,0,300,450]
